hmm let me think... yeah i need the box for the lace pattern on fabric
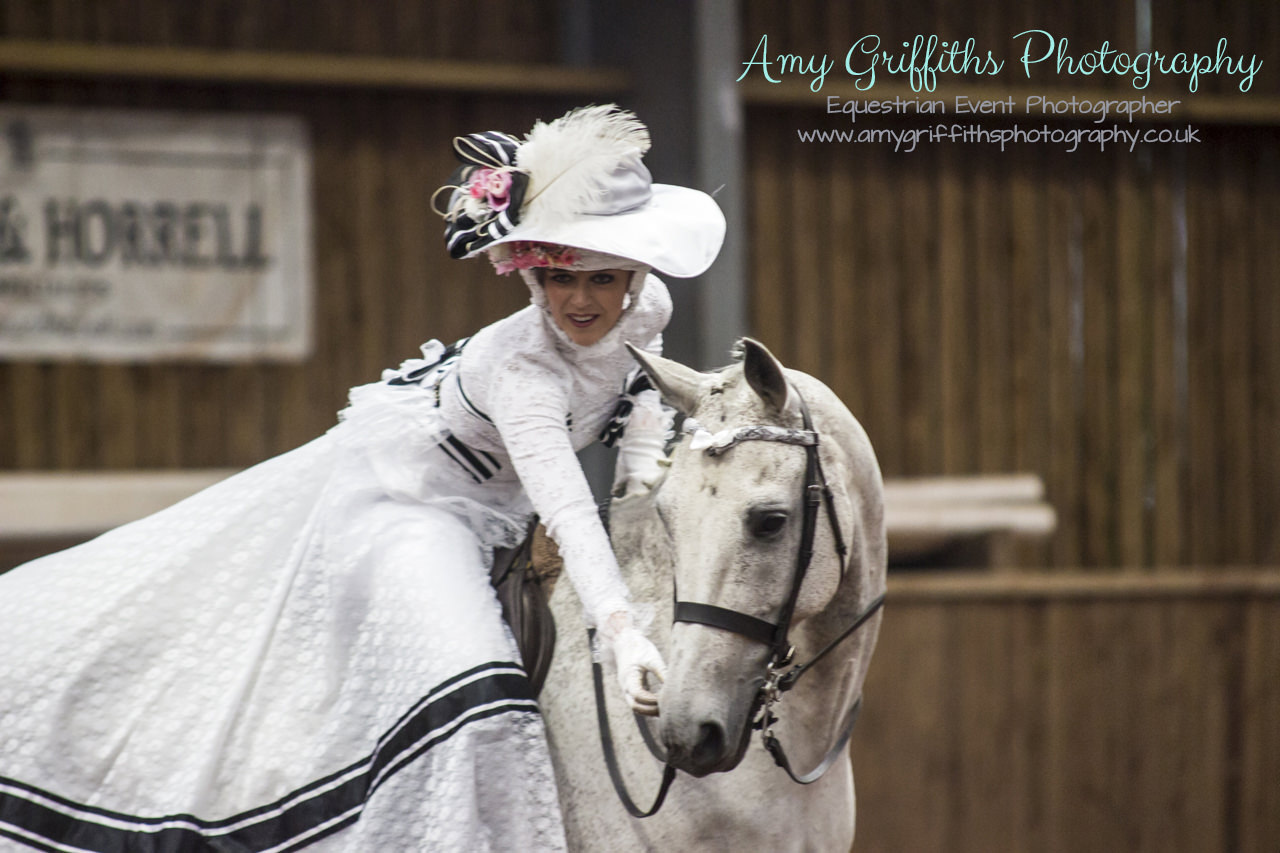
[331,275,672,631]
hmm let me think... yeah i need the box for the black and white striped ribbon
[439,132,530,259]
[599,370,655,448]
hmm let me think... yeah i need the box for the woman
[0,105,725,852]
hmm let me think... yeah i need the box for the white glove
[611,624,667,717]
[617,456,666,497]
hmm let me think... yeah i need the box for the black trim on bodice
[599,370,654,448]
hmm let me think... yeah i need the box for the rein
[592,384,886,815]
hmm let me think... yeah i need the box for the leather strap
[763,697,863,785]
[634,706,669,764]
[672,601,777,647]
[589,628,677,818]
[756,394,824,665]
[669,395,825,663]
[777,593,886,692]
[760,593,885,784]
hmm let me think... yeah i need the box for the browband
[681,417,817,457]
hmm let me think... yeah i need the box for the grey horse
[541,338,886,852]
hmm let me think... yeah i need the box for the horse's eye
[748,509,788,539]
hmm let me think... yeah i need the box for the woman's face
[540,268,631,346]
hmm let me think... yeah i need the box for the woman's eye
[591,273,616,285]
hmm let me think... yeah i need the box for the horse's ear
[740,338,789,412]
[625,342,705,413]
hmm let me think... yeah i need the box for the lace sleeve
[488,360,632,628]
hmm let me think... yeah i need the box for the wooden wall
[742,0,1280,569]
[0,0,560,61]
[0,0,578,471]
[5,1,1276,570]
[733,4,1280,848]
[851,571,1280,853]
[3,4,1278,851]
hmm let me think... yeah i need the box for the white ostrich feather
[516,104,651,225]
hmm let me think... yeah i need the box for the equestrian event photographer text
[738,31,1263,93]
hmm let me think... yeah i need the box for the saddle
[489,520,561,695]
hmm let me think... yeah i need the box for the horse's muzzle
[661,703,756,777]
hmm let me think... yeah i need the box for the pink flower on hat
[484,169,511,196]
[466,167,513,213]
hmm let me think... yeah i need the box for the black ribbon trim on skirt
[0,662,535,853]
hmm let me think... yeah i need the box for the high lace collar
[539,293,637,365]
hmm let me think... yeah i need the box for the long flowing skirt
[0,430,567,852]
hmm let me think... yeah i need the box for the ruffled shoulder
[331,379,448,454]
[330,340,454,463]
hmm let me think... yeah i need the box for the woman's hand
[605,612,666,716]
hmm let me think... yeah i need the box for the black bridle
[592,385,886,817]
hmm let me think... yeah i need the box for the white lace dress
[0,275,673,853]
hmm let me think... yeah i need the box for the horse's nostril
[694,721,725,764]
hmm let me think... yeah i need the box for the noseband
[593,384,886,817]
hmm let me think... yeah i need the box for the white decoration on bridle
[681,417,818,457]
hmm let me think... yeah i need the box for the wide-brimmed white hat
[433,105,725,278]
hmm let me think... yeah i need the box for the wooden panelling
[744,114,1279,569]
[0,1,587,472]
[0,4,1277,853]
[1241,596,1280,850]
[0,85,558,469]
[850,571,1280,853]
[4,1,1276,568]
[0,0,559,62]
[742,0,1277,99]
[0,39,630,94]
[739,3,1278,569]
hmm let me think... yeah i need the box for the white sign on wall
[0,106,312,361]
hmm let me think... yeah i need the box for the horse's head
[626,338,886,778]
